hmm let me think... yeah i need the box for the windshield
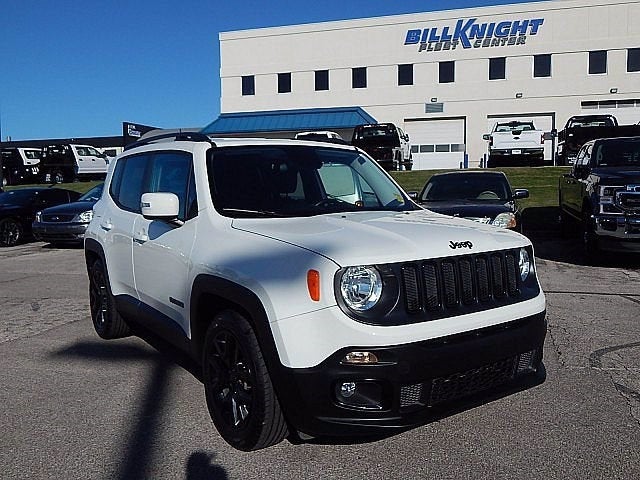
[568,117,615,128]
[593,140,640,167]
[0,189,35,205]
[79,183,104,202]
[495,122,535,132]
[208,145,415,217]
[420,173,511,202]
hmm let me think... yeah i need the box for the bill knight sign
[404,18,544,52]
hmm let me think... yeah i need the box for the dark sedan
[32,183,103,245]
[414,171,529,230]
[0,187,81,247]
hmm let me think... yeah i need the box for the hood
[419,200,513,220]
[40,200,95,215]
[591,168,640,184]
[0,204,26,215]
[231,209,528,266]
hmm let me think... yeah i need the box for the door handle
[133,232,149,244]
[100,221,113,231]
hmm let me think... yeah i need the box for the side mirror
[482,134,491,141]
[404,134,410,142]
[407,191,419,200]
[512,189,529,199]
[141,192,179,221]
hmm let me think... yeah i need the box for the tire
[88,258,131,339]
[203,310,288,451]
[0,218,23,247]
[582,209,600,263]
[53,170,65,184]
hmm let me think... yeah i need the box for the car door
[132,151,197,335]
[100,154,149,299]
[563,144,588,217]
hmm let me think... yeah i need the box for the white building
[204,0,640,169]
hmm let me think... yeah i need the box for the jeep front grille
[400,250,520,316]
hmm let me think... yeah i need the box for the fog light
[342,351,379,364]
[334,381,384,410]
[339,382,356,398]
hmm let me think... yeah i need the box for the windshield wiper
[220,208,288,217]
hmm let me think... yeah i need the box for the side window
[40,189,70,205]
[110,155,149,213]
[583,145,593,166]
[148,151,193,221]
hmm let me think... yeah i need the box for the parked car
[294,131,346,143]
[483,121,545,167]
[84,131,545,451]
[351,123,412,170]
[556,115,640,165]
[1,147,41,186]
[414,171,529,230]
[558,136,640,259]
[32,183,103,245]
[40,144,109,183]
[0,187,81,247]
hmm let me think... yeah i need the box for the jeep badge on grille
[449,241,473,249]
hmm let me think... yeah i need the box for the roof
[201,107,377,135]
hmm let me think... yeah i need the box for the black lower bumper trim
[274,311,547,437]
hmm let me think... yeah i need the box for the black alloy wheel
[89,258,130,339]
[0,218,23,247]
[203,311,288,451]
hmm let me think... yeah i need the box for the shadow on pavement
[54,340,228,480]
[522,206,640,268]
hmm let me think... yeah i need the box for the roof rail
[124,131,215,151]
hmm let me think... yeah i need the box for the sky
[0,0,544,141]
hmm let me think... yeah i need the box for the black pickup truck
[559,136,640,258]
[556,115,640,165]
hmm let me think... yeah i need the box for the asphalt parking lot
[1,236,639,480]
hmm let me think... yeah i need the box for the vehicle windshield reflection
[208,145,416,218]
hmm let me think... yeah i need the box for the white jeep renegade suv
[84,132,546,451]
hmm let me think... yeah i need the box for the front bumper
[277,310,546,437]
[594,215,640,252]
[32,222,88,243]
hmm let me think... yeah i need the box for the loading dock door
[486,113,554,162]
[404,118,465,170]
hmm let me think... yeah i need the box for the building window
[278,73,291,93]
[628,48,640,72]
[439,61,455,83]
[352,67,367,88]
[489,57,506,80]
[398,64,413,86]
[589,50,607,74]
[533,54,551,78]
[315,70,329,91]
[241,75,255,96]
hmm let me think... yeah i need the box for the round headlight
[340,266,383,312]
[492,212,517,229]
[519,248,531,281]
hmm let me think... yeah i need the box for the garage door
[487,113,555,162]
[404,118,465,170]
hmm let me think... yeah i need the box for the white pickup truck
[484,121,545,167]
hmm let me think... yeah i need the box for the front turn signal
[307,270,320,301]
